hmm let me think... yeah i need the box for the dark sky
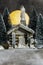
[0,0,43,15]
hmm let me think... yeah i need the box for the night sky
[0,0,43,15]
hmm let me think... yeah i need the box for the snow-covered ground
[0,46,4,50]
[0,48,43,65]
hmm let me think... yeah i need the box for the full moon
[9,10,30,26]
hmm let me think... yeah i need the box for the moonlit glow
[9,10,30,25]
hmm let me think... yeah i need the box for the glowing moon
[9,10,30,25]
